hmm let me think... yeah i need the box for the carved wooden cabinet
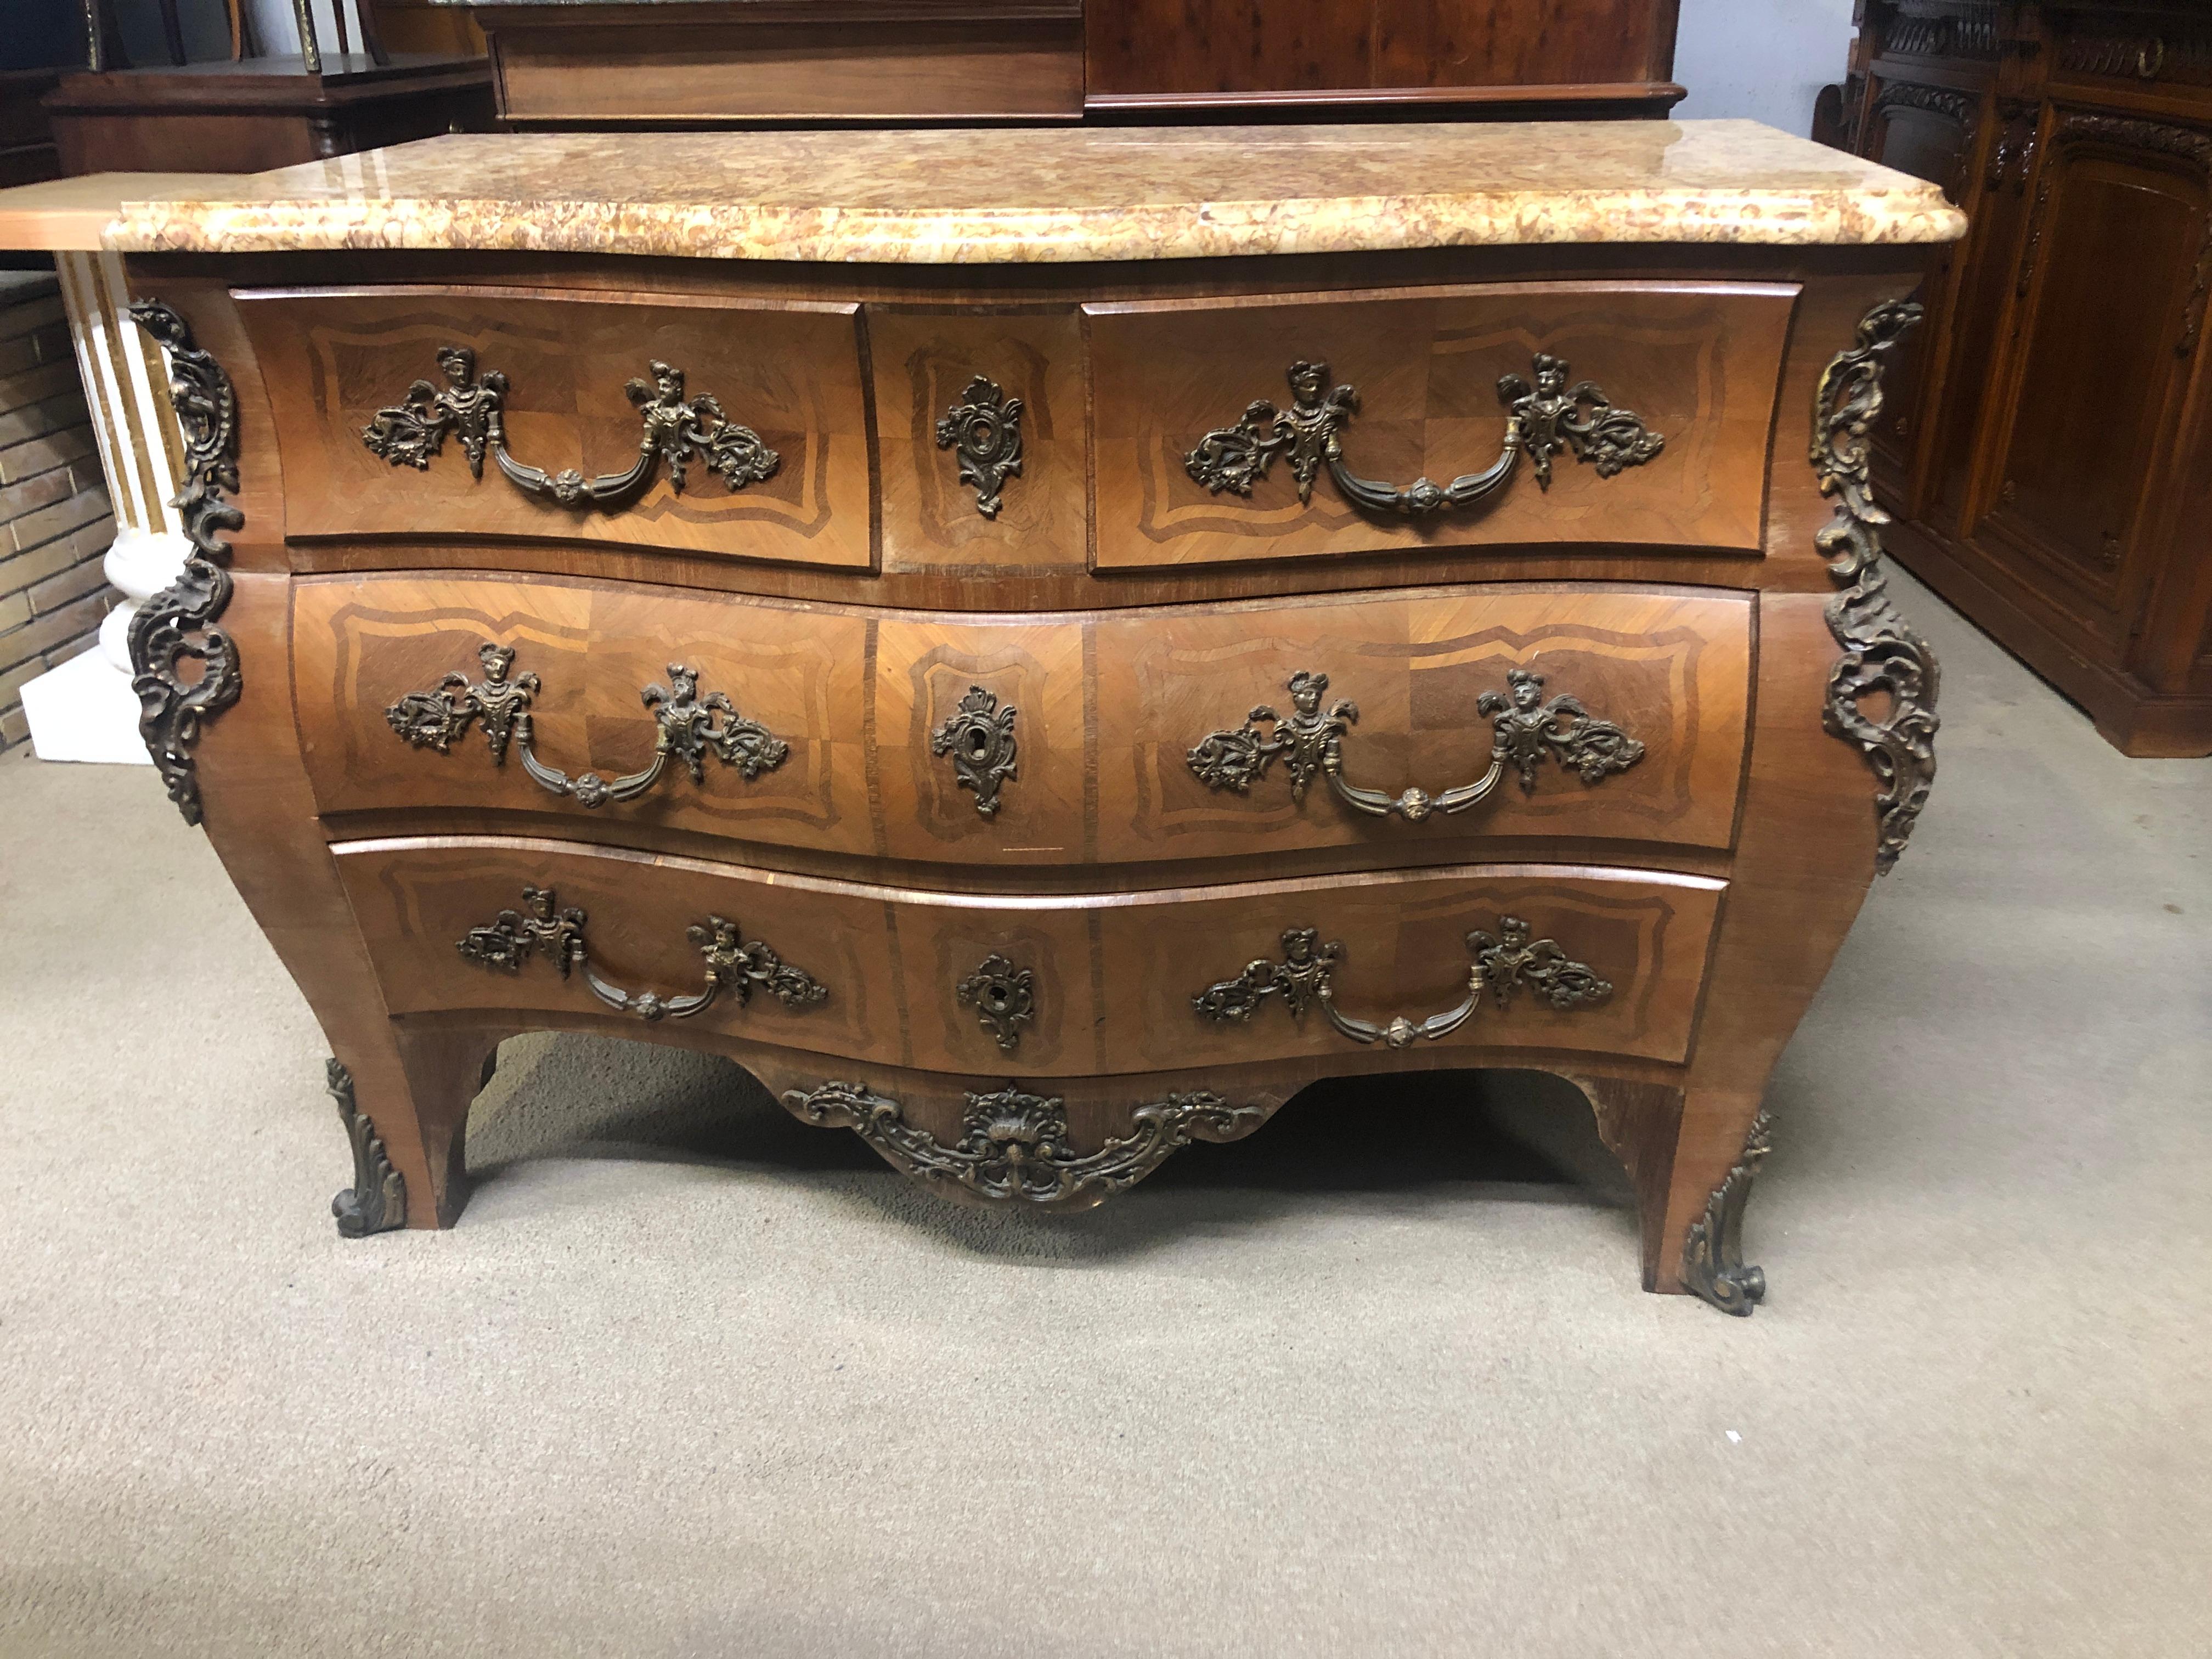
[1830,0,2212,755]
[12,122,1965,1312]
[462,0,1683,126]
[1082,0,1686,117]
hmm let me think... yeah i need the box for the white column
[21,250,192,765]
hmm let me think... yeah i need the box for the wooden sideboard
[1830,0,2212,755]
[461,0,1685,126]
[46,54,497,176]
[1082,0,1684,116]
[0,122,1963,1313]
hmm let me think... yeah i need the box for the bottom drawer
[334,837,1724,1076]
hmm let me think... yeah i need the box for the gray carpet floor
[2,567,2208,1658]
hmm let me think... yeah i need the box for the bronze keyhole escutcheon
[935,374,1024,518]
[957,952,1035,1052]
[931,684,1019,817]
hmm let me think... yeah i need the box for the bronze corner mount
[125,300,244,828]
[1680,1107,1773,1316]
[1813,299,1940,873]
[327,1058,405,1238]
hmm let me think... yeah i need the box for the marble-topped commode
[0,119,1965,1318]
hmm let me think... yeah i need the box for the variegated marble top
[104,120,1966,264]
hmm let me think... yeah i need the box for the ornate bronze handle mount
[386,641,789,810]
[362,347,780,510]
[1185,353,1663,518]
[1193,917,1610,1050]
[1187,665,1643,822]
[457,885,827,1023]
[782,1080,1266,1208]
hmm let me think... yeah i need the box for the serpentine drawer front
[234,288,872,568]
[332,838,1723,1074]
[1090,281,1798,569]
[294,576,1752,862]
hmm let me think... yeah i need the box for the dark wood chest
[1835,0,2212,754]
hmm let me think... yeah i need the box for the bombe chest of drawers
[60,121,1963,1313]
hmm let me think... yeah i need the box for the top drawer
[235,286,873,569]
[1089,281,1797,569]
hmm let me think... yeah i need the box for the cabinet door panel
[1858,80,1982,499]
[1974,125,2211,651]
[1083,0,1672,98]
[1929,103,2038,528]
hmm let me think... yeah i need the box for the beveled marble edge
[107,188,1966,263]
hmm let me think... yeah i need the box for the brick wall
[0,268,116,751]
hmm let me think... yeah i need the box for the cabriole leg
[1564,1074,1685,1293]
[324,1026,503,1235]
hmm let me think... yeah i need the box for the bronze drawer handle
[456,885,827,1022]
[783,1080,1266,1207]
[1193,918,1610,1050]
[1184,354,1663,518]
[385,642,789,810]
[361,348,780,510]
[1187,666,1643,822]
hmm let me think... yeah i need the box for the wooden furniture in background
[1085,0,1685,116]
[369,0,486,58]
[0,0,83,188]
[0,72,66,189]
[0,123,1962,1314]
[47,54,495,173]
[1828,0,2212,755]
[461,0,1684,127]
[468,0,1088,124]
[45,0,493,176]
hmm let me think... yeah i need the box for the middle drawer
[294,575,1751,867]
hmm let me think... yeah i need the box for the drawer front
[1090,281,1797,569]
[866,307,1091,579]
[295,577,1751,861]
[335,838,1725,1074]
[236,287,873,569]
